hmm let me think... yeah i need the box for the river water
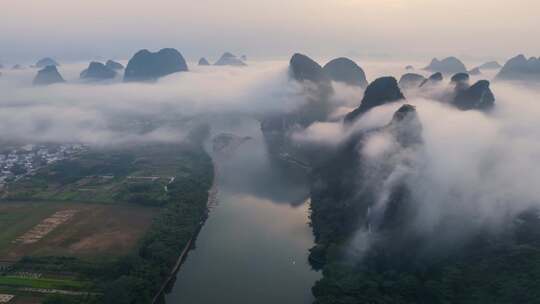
[165,117,320,304]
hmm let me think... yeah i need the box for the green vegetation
[43,294,96,304]
[309,142,540,304]
[312,243,540,304]
[12,256,114,277]
[99,143,214,303]
[0,127,215,303]
[3,152,132,202]
[116,182,168,206]
[0,275,88,290]
[2,144,195,206]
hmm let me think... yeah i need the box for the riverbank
[165,124,320,304]
[151,159,219,304]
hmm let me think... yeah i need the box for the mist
[293,66,540,255]
[3,56,540,246]
[0,62,307,145]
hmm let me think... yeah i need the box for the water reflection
[164,116,319,304]
[218,128,310,206]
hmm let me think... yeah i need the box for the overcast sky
[1,0,539,63]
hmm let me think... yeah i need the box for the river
[165,117,320,304]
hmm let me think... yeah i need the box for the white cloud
[0,62,306,145]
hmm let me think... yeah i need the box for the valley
[0,138,214,303]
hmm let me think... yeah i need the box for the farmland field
[0,144,194,205]
[0,291,42,304]
[0,139,214,303]
[0,275,88,290]
[0,202,62,259]
[0,201,158,260]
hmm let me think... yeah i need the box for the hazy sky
[1,0,539,63]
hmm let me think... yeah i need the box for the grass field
[0,275,88,290]
[0,201,158,260]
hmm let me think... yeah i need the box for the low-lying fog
[0,61,306,144]
[0,59,504,145]
[1,58,540,246]
[293,63,540,253]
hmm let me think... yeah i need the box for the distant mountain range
[124,48,188,82]
[33,65,65,86]
[496,54,540,82]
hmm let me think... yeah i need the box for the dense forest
[308,109,540,304]
[100,144,213,304]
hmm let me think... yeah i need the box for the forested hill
[308,106,540,304]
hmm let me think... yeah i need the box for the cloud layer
[3,60,540,243]
[0,62,307,145]
[293,71,540,253]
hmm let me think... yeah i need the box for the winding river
[165,117,320,304]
